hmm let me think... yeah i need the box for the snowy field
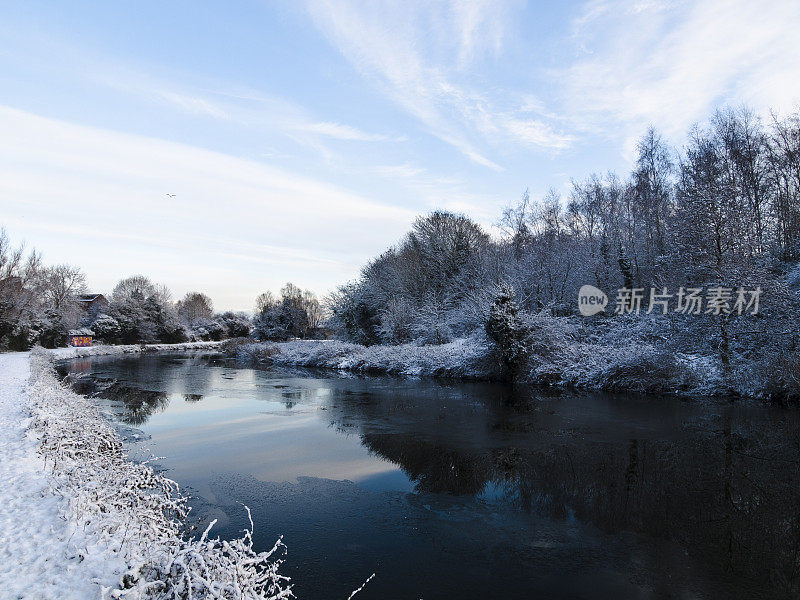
[0,345,293,600]
[0,351,122,599]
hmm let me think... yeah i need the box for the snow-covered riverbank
[0,348,291,599]
[0,351,124,598]
[50,340,224,360]
[225,337,500,380]
[224,334,786,400]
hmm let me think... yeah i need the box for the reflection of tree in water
[280,387,321,410]
[59,353,220,424]
[363,433,492,495]
[326,386,800,598]
[95,382,169,425]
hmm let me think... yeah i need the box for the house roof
[77,294,106,303]
[69,328,95,336]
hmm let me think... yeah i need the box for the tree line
[3,103,799,381]
[0,230,325,349]
[327,105,800,383]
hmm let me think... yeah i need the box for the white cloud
[371,163,427,178]
[99,69,402,148]
[0,106,415,309]
[156,91,231,120]
[499,118,574,151]
[560,0,800,148]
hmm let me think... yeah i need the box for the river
[58,351,800,600]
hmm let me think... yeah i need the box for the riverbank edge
[222,338,787,401]
[49,340,224,361]
[25,347,293,599]
[222,337,503,381]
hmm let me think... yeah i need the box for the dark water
[58,352,800,600]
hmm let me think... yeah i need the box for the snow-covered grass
[49,340,224,360]
[226,336,500,380]
[522,314,726,396]
[7,348,293,599]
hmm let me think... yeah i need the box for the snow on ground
[227,335,729,397]
[49,340,223,360]
[229,337,499,379]
[0,351,124,599]
[0,345,293,600]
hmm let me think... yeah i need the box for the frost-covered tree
[90,313,122,342]
[111,275,157,304]
[105,275,183,344]
[176,292,214,326]
[326,281,380,345]
[218,311,251,338]
[252,283,320,341]
[485,284,528,379]
[0,228,46,348]
[43,264,87,311]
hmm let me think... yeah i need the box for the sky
[1,0,799,311]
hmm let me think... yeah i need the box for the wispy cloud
[559,0,800,151]
[371,163,427,178]
[155,90,231,120]
[99,69,404,149]
[0,105,415,308]
[304,0,571,168]
[295,121,406,142]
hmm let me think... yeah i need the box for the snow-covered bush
[738,349,800,402]
[91,313,123,343]
[787,261,800,290]
[191,318,225,341]
[218,311,251,338]
[411,301,453,345]
[377,297,416,343]
[596,349,688,394]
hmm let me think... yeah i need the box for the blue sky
[2,0,799,310]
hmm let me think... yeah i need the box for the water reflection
[322,383,800,597]
[58,353,800,599]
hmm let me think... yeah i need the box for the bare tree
[112,275,157,304]
[176,292,214,325]
[44,264,87,310]
[255,291,276,313]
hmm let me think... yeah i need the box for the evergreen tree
[485,284,528,380]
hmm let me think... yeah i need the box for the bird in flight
[166,193,176,198]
